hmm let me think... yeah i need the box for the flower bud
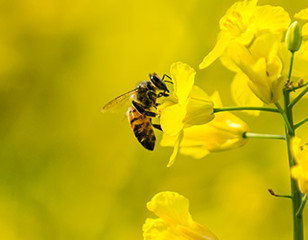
[285,21,302,52]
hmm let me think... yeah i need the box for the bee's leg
[132,101,157,117]
[147,90,160,108]
[150,118,162,131]
[152,124,162,131]
[157,92,169,98]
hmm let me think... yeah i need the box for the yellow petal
[220,51,241,72]
[178,122,247,156]
[302,24,308,38]
[246,57,273,104]
[295,8,308,21]
[160,133,177,147]
[199,31,232,69]
[228,42,273,103]
[250,34,281,59]
[146,191,192,226]
[211,91,249,140]
[160,104,185,136]
[219,0,257,32]
[291,166,308,194]
[176,99,248,157]
[290,41,308,79]
[231,73,263,116]
[143,218,176,240]
[269,74,284,103]
[251,5,290,35]
[228,40,255,68]
[144,193,218,240]
[291,137,303,163]
[179,146,210,159]
[171,62,195,104]
[167,131,184,167]
[184,86,214,126]
[178,221,218,240]
[210,91,223,108]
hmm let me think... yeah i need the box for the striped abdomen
[128,106,155,151]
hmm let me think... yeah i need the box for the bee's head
[149,73,169,92]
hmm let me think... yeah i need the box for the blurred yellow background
[1,0,308,239]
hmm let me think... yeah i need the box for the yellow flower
[161,92,248,162]
[231,72,264,116]
[143,191,218,240]
[228,34,285,104]
[291,137,308,194]
[159,62,214,166]
[160,62,214,133]
[199,0,290,69]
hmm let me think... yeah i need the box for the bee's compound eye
[150,73,168,92]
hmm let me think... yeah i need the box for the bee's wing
[102,89,138,113]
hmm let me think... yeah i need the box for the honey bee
[102,73,171,150]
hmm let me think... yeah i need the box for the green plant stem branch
[283,51,304,240]
[213,106,279,113]
[294,117,308,130]
[289,86,308,108]
[243,132,286,140]
[268,189,292,199]
[287,52,295,84]
[275,103,294,135]
[289,81,308,91]
[296,194,307,217]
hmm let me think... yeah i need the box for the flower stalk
[213,106,279,113]
[294,117,308,130]
[289,86,308,108]
[243,132,286,140]
[282,52,304,240]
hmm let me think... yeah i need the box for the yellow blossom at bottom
[291,137,308,193]
[143,191,218,240]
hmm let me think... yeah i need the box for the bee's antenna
[161,74,173,84]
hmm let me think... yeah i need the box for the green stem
[294,117,308,130]
[275,103,294,135]
[287,52,295,84]
[283,52,304,239]
[243,132,286,140]
[296,195,307,217]
[213,106,279,113]
[289,86,308,108]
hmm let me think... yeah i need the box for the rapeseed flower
[161,92,248,162]
[159,62,214,166]
[291,137,308,194]
[228,34,285,104]
[143,191,218,240]
[159,62,214,133]
[199,0,290,69]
